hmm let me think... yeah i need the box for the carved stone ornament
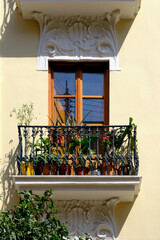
[33,11,120,71]
[54,198,119,240]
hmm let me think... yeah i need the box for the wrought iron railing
[17,125,139,176]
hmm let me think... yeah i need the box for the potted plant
[20,157,34,175]
[52,112,94,175]
[101,117,137,175]
[33,137,58,175]
[59,161,71,175]
[69,135,98,175]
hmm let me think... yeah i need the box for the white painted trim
[16,0,141,19]
[33,11,121,71]
[37,56,121,71]
[54,198,119,239]
[13,175,142,202]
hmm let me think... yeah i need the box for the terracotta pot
[35,163,57,175]
[39,164,50,175]
[100,161,118,175]
[123,165,135,175]
[51,163,57,175]
[35,165,41,175]
[20,163,34,175]
[100,161,106,175]
[59,164,71,175]
[75,167,89,175]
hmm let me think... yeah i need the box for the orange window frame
[48,62,109,125]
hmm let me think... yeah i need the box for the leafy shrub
[0,190,91,240]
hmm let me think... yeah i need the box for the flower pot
[59,164,71,175]
[20,163,34,175]
[39,164,50,175]
[51,162,57,175]
[35,165,41,175]
[123,165,135,175]
[100,161,118,175]
[35,163,57,175]
[75,167,89,175]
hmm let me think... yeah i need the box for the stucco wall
[0,3,48,209]
[1,0,160,239]
[112,0,160,239]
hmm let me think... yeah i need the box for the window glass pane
[83,72,104,96]
[54,98,75,124]
[83,99,104,123]
[54,72,75,95]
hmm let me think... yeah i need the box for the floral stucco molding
[33,10,120,71]
[54,198,119,240]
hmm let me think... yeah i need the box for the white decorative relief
[54,198,119,240]
[33,11,120,71]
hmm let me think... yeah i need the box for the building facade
[0,0,160,239]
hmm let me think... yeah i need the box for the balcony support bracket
[54,198,119,240]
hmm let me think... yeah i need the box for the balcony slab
[13,175,142,202]
[16,0,141,19]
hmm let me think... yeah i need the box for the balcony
[13,124,141,202]
[16,0,141,19]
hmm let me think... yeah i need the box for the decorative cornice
[33,11,120,71]
[54,198,119,240]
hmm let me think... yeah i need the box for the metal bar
[134,127,139,175]
[112,127,116,175]
[17,126,22,175]
[48,126,51,175]
[127,127,132,175]
[18,125,131,128]
[23,126,28,175]
[32,127,36,175]
[120,127,125,175]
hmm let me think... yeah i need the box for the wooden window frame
[48,62,109,125]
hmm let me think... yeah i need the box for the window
[48,62,109,125]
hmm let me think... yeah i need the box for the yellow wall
[112,0,160,239]
[1,0,160,239]
[0,4,48,209]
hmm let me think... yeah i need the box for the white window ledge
[13,175,142,202]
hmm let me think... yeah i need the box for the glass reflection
[54,72,75,95]
[54,98,75,124]
[83,99,104,123]
[83,72,104,96]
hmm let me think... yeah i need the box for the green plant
[76,233,92,240]
[49,111,92,127]
[10,102,36,125]
[102,117,137,164]
[49,112,97,168]
[69,136,98,156]
[90,161,98,171]
[0,189,68,239]
[33,137,57,165]
[0,190,92,240]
